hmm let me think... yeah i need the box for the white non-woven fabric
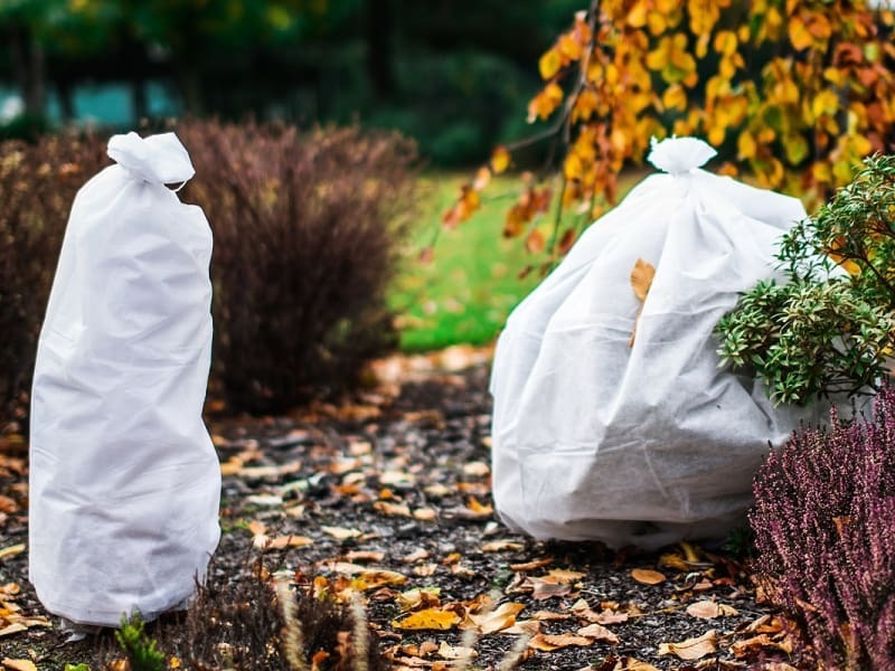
[490,136,823,550]
[29,131,221,626]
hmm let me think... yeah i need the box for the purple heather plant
[750,387,895,670]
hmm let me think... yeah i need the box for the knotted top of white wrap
[106,132,195,185]
[647,136,717,175]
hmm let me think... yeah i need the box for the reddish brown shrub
[751,389,895,670]
[0,133,107,423]
[179,120,417,413]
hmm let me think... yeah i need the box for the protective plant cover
[29,132,221,626]
[490,136,823,550]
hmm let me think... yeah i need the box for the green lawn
[390,172,540,352]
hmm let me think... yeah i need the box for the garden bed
[0,351,811,670]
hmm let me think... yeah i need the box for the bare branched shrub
[179,120,418,413]
[0,133,107,422]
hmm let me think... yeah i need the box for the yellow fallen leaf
[630,568,666,585]
[658,629,718,660]
[529,632,594,651]
[461,497,493,519]
[685,599,739,619]
[0,544,25,561]
[2,660,37,671]
[577,622,620,644]
[392,608,460,631]
[630,258,656,301]
[469,601,525,634]
[546,568,585,583]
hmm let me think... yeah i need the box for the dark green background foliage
[0,0,582,165]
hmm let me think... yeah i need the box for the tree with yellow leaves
[443,0,895,271]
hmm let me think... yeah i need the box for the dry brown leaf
[527,577,573,601]
[630,568,666,585]
[532,610,571,621]
[630,258,656,301]
[469,601,525,634]
[577,622,620,644]
[344,550,385,563]
[402,549,430,564]
[658,629,718,661]
[392,608,460,631]
[265,534,313,551]
[482,540,524,553]
[610,659,660,671]
[374,501,412,517]
[547,568,585,583]
[2,660,37,671]
[730,633,794,658]
[686,599,739,619]
[413,507,437,522]
[529,633,594,651]
[510,557,553,571]
[502,619,541,635]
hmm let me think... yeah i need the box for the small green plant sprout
[115,612,166,671]
[63,665,91,671]
[717,154,895,405]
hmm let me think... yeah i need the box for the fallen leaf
[460,497,493,519]
[374,501,412,517]
[322,526,362,540]
[630,258,656,301]
[610,659,659,671]
[3,660,37,671]
[532,610,571,621]
[529,633,594,651]
[265,535,314,551]
[658,629,718,661]
[527,577,573,600]
[510,557,553,571]
[462,461,490,477]
[402,549,430,564]
[392,608,460,631]
[0,624,26,638]
[413,507,437,522]
[577,622,620,644]
[396,587,441,612]
[630,568,666,585]
[437,641,477,661]
[344,550,385,563]
[731,633,794,657]
[482,540,524,553]
[686,600,739,619]
[0,545,25,561]
[469,601,525,634]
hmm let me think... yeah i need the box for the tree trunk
[9,25,46,117]
[366,0,395,99]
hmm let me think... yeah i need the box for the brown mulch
[0,353,813,670]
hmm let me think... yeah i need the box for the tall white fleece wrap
[29,132,221,626]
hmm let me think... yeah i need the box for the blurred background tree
[0,0,581,164]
